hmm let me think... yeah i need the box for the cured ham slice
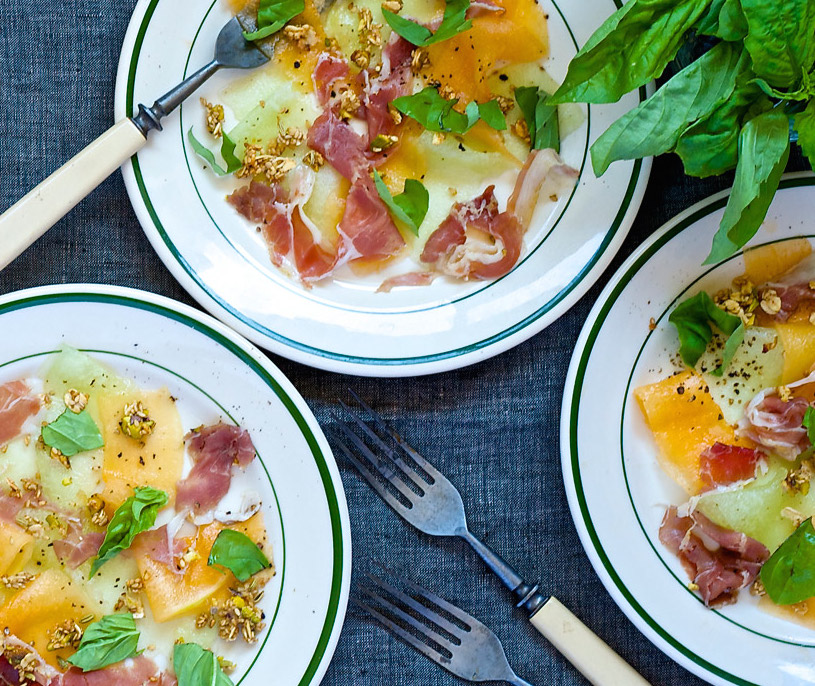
[699,443,762,490]
[53,523,104,569]
[175,424,256,515]
[0,635,58,685]
[361,34,413,144]
[764,283,815,321]
[659,507,769,606]
[337,176,404,261]
[61,655,172,686]
[0,381,40,446]
[506,148,579,228]
[0,496,24,523]
[312,53,350,106]
[467,0,504,17]
[307,109,370,182]
[377,272,436,293]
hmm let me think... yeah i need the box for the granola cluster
[196,579,267,643]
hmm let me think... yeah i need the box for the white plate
[114,0,651,376]
[0,284,350,686]
[561,174,815,686]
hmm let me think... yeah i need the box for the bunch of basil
[550,0,815,265]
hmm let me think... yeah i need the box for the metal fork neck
[131,59,221,136]
[456,528,547,616]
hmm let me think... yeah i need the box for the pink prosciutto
[699,443,762,490]
[175,423,256,515]
[0,381,40,446]
[312,53,350,106]
[766,283,815,321]
[738,388,811,460]
[60,656,174,686]
[659,507,769,606]
[53,521,104,569]
[307,109,370,182]
[467,0,505,17]
[360,34,413,144]
[377,272,436,293]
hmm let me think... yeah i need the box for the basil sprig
[373,171,429,237]
[67,614,141,672]
[243,0,304,41]
[668,291,743,370]
[392,87,506,135]
[514,86,560,152]
[91,486,169,576]
[548,0,815,264]
[803,407,815,446]
[383,0,471,47]
[174,642,234,686]
[188,129,242,177]
[761,518,815,605]
[41,409,104,457]
[207,529,271,582]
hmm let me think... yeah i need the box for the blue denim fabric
[0,1,809,684]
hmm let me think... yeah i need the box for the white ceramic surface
[0,284,350,685]
[114,0,651,376]
[561,174,815,686]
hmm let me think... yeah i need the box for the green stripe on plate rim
[125,0,645,366]
[0,292,344,686]
[569,176,815,686]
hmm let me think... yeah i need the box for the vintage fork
[330,393,651,686]
[355,570,534,686]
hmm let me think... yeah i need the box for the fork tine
[327,428,413,514]
[364,572,467,640]
[398,575,483,629]
[351,596,451,666]
[330,420,420,501]
[347,389,443,481]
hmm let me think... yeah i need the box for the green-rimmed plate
[0,284,350,685]
[562,174,815,686]
[114,0,650,376]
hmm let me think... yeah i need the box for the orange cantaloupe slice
[775,322,815,384]
[0,522,34,576]
[0,569,93,668]
[634,370,755,495]
[743,238,812,285]
[98,388,184,510]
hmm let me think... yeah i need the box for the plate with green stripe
[562,174,815,686]
[114,0,649,376]
[0,284,350,685]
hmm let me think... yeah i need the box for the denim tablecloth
[1,2,809,684]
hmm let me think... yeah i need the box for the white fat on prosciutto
[737,369,815,460]
[0,381,40,446]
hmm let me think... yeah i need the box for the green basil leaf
[515,86,559,151]
[549,0,714,105]
[392,87,503,135]
[477,100,507,131]
[697,0,748,41]
[188,129,242,177]
[711,320,745,376]
[207,529,272,582]
[741,0,815,89]
[174,642,234,686]
[91,486,169,576]
[753,69,815,102]
[67,614,141,672]
[675,77,771,178]
[590,42,746,175]
[761,518,815,604]
[384,0,472,47]
[41,409,104,458]
[804,407,815,446]
[668,291,742,368]
[243,0,304,40]
[705,108,791,264]
[373,171,429,237]
[794,99,815,170]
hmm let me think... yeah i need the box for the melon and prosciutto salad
[0,348,273,685]
[191,0,579,288]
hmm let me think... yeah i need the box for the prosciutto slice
[0,381,40,446]
[53,522,104,569]
[659,507,769,606]
[467,0,505,18]
[377,272,436,293]
[337,176,405,261]
[61,656,173,686]
[175,424,256,515]
[699,443,762,490]
[307,109,370,182]
[506,148,579,228]
[312,53,350,106]
[360,34,413,144]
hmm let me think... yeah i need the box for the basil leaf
[697,0,748,41]
[675,77,771,178]
[243,0,304,41]
[91,486,169,576]
[383,0,471,47]
[174,642,234,686]
[705,108,791,264]
[549,0,714,105]
[590,42,746,175]
[761,518,815,605]
[188,129,242,177]
[41,409,104,457]
[207,529,272,582]
[477,100,507,131]
[668,291,742,368]
[711,320,745,377]
[515,87,559,151]
[373,171,429,237]
[392,87,504,135]
[67,614,141,672]
[741,0,815,89]
[794,100,815,170]
[804,407,815,447]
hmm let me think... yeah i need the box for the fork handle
[530,597,651,686]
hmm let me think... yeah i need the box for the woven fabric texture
[0,1,809,684]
